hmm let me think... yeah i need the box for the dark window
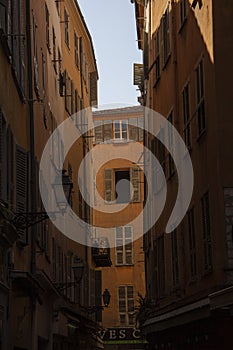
[167,112,175,176]
[64,8,69,47]
[74,32,79,67]
[201,192,212,271]
[196,59,205,135]
[45,4,50,50]
[180,0,187,25]
[52,26,56,72]
[115,170,130,204]
[155,30,160,82]
[156,235,165,297]
[162,6,171,66]
[182,83,191,147]
[188,208,197,278]
[171,229,179,287]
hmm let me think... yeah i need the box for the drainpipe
[26,0,37,348]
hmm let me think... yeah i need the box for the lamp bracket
[12,211,55,230]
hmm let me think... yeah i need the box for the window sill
[115,264,134,267]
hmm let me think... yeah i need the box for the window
[16,145,28,245]
[171,229,179,287]
[104,167,140,203]
[94,120,112,143]
[115,170,130,203]
[74,32,79,68]
[162,6,171,66]
[90,71,98,107]
[64,71,72,115]
[188,208,197,278]
[154,30,160,82]
[33,14,40,100]
[129,117,144,142]
[182,83,191,147]
[45,4,50,50]
[196,59,205,135]
[114,120,128,140]
[115,227,133,265]
[64,8,69,47]
[180,0,187,26]
[118,286,135,326]
[155,235,165,297]
[12,0,26,96]
[168,112,175,177]
[52,27,56,71]
[0,112,14,205]
[201,192,212,271]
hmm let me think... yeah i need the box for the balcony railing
[91,237,112,267]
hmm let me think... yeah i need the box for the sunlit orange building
[92,106,146,349]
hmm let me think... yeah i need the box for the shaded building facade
[132,0,233,349]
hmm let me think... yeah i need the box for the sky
[78,0,142,107]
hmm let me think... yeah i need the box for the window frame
[118,285,135,326]
[195,59,206,137]
[115,226,134,266]
[114,119,128,140]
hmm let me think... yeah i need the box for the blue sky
[78,0,142,107]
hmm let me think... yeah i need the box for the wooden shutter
[7,127,14,206]
[104,169,113,202]
[94,120,103,143]
[90,71,98,107]
[125,226,133,264]
[130,167,140,202]
[116,227,123,264]
[16,145,28,244]
[0,111,7,199]
[95,270,102,322]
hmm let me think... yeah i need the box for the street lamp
[11,169,73,230]
[53,169,73,213]
[103,289,111,307]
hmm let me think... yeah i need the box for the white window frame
[114,119,128,140]
[118,285,135,326]
[115,226,133,265]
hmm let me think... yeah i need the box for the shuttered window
[171,229,179,287]
[90,71,98,107]
[188,208,197,278]
[115,226,133,265]
[201,192,212,271]
[196,59,205,135]
[74,32,79,68]
[130,167,140,202]
[12,0,26,97]
[118,286,135,326]
[0,113,14,204]
[95,270,102,322]
[64,8,69,47]
[162,6,171,66]
[0,112,7,200]
[16,145,28,244]
[104,169,113,202]
[183,83,191,147]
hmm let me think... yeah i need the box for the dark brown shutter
[95,270,102,322]
[16,145,28,244]
[0,111,7,200]
[90,71,98,107]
